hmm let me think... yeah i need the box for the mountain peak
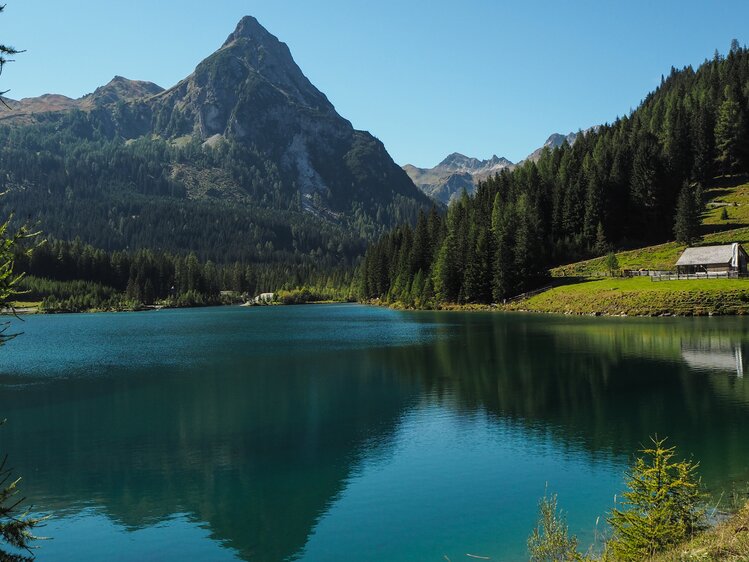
[83,76,164,108]
[164,15,338,139]
[437,152,512,172]
[222,16,276,48]
[439,152,471,167]
[406,152,514,205]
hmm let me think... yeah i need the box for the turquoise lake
[1,304,748,560]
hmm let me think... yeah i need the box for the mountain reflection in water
[0,306,747,561]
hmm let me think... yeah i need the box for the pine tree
[691,102,715,182]
[607,437,705,561]
[605,252,619,276]
[463,228,493,303]
[432,233,460,302]
[714,97,742,174]
[593,222,609,256]
[0,6,22,104]
[513,194,546,293]
[673,184,701,244]
[0,106,46,562]
[492,202,517,301]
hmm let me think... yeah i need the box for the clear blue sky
[2,1,747,167]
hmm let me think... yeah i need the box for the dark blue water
[0,305,748,560]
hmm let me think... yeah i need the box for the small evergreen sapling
[607,436,705,561]
[604,252,619,277]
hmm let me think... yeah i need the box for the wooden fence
[651,271,749,281]
[622,270,673,278]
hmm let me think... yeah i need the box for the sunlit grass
[652,501,749,562]
[512,277,749,316]
[703,180,749,227]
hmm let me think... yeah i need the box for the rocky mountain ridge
[404,132,581,204]
[0,76,164,122]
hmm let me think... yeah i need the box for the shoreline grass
[653,500,749,561]
[507,277,749,316]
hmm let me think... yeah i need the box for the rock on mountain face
[403,153,514,204]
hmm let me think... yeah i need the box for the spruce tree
[0,7,47,541]
[593,222,608,256]
[607,437,705,561]
[714,97,742,174]
[605,252,619,277]
[673,184,700,245]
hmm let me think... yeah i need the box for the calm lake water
[1,304,749,561]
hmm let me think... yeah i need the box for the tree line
[356,42,749,305]
[14,238,352,312]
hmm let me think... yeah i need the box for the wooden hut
[675,243,748,275]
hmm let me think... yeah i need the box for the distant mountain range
[403,153,513,205]
[0,16,431,264]
[403,132,580,204]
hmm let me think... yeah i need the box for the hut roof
[675,244,738,266]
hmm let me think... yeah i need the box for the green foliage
[673,184,702,244]
[528,492,586,562]
[604,252,619,276]
[0,217,45,562]
[275,286,349,305]
[721,206,729,220]
[0,214,37,314]
[0,439,47,562]
[593,223,609,256]
[714,98,744,174]
[607,437,706,561]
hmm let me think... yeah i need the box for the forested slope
[357,43,749,305]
